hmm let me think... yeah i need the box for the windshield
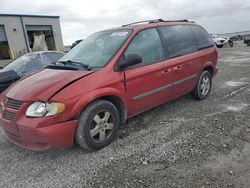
[2,53,42,76]
[3,53,31,72]
[59,30,132,68]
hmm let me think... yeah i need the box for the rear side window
[190,25,214,49]
[159,25,197,58]
[124,28,165,67]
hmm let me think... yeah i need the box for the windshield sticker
[110,31,129,37]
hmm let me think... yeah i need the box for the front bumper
[0,118,78,151]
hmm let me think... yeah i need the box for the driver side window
[124,28,165,68]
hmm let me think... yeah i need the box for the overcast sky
[1,0,250,45]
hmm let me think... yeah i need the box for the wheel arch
[202,62,216,77]
[97,95,127,124]
[72,88,127,124]
[203,66,213,76]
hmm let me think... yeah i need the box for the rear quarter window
[190,25,214,50]
[159,25,197,58]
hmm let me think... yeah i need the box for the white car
[212,35,226,48]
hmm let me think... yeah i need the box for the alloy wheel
[90,111,114,143]
[200,75,211,96]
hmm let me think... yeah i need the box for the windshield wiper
[58,60,91,70]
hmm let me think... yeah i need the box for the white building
[0,14,64,63]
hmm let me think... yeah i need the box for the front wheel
[191,71,212,100]
[76,100,120,151]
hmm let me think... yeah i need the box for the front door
[122,28,172,116]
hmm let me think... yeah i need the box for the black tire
[247,41,250,46]
[76,100,120,151]
[191,71,212,100]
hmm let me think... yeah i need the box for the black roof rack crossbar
[122,19,191,27]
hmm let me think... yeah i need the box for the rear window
[190,25,214,50]
[159,25,197,58]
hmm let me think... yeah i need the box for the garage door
[26,25,52,31]
[0,25,7,42]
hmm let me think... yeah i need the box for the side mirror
[120,54,142,69]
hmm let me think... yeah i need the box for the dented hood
[6,69,93,102]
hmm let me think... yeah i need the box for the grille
[6,98,23,110]
[2,98,23,121]
[3,111,16,120]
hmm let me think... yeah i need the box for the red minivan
[0,19,218,151]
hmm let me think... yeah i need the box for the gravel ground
[0,43,250,188]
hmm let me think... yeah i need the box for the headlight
[26,101,65,117]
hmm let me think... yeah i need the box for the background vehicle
[244,36,250,46]
[212,34,226,48]
[223,37,234,47]
[0,51,65,93]
[0,19,218,151]
[211,34,233,48]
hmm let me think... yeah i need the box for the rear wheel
[247,41,250,46]
[76,100,120,151]
[191,71,212,100]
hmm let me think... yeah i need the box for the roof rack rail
[149,19,164,23]
[122,19,192,27]
[164,19,195,23]
[122,19,164,27]
[164,19,190,22]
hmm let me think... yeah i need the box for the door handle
[174,65,182,71]
[161,69,171,75]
